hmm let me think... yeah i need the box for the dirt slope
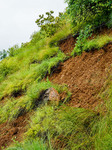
[58,35,77,54]
[0,114,29,150]
[49,43,112,109]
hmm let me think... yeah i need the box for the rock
[49,88,60,106]
[41,88,60,106]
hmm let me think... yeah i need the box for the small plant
[71,25,92,55]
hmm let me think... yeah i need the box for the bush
[71,25,92,55]
[107,11,112,28]
[65,0,112,30]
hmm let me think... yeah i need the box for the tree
[35,11,64,37]
[0,49,7,60]
[65,0,112,29]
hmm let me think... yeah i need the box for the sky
[0,0,67,51]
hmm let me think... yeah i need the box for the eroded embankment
[49,42,112,109]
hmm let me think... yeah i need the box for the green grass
[0,79,71,123]
[0,51,65,100]
[6,139,47,150]
[83,35,112,51]
[72,34,112,56]
[48,24,72,47]
[25,80,112,150]
[0,25,70,125]
[25,105,100,150]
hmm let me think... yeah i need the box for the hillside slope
[0,26,112,149]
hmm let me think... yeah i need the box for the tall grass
[26,105,101,149]
[48,24,72,47]
[83,35,112,51]
[24,75,112,150]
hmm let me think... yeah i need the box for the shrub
[107,11,112,28]
[71,25,92,55]
[65,0,112,30]
[30,31,46,45]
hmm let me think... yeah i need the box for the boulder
[41,88,60,106]
[49,88,60,106]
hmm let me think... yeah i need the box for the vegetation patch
[72,34,112,56]
[26,105,100,149]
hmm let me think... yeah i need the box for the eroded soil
[58,35,77,54]
[49,43,112,109]
[0,114,29,150]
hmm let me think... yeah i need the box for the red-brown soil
[59,27,112,54]
[0,114,29,150]
[58,35,77,54]
[49,43,112,109]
